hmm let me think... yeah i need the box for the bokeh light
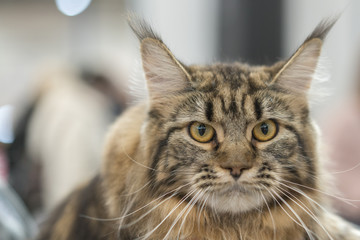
[55,0,92,16]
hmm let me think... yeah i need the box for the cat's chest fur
[115,184,316,239]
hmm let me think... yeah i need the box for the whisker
[211,192,220,220]
[239,225,243,240]
[276,181,332,214]
[324,161,360,175]
[86,183,190,222]
[275,185,333,240]
[176,190,205,239]
[259,190,276,240]
[121,180,152,197]
[136,188,197,240]
[281,179,360,206]
[261,185,302,227]
[163,190,202,240]
[81,183,192,223]
[118,196,137,238]
[197,190,210,231]
[121,139,162,172]
[270,188,315,240]
[120,183,193,228]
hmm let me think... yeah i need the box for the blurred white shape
[0,105,14,144]
[55,0,92,16]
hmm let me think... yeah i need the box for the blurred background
[0,0,360,238]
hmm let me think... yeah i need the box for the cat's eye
[252,120,278,142]
[189,122,215,143]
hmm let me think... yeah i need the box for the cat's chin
[205,185,263,214]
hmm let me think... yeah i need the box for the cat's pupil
[197,124,206,136]
[260,123,268,135]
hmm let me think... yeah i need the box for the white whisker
[276,181,332,214]
[197,190,210,230]
[261,185,301,227]
[120,183,192,228]
[136,188,197,240]
[163,190,202,240]
[325,162,360,175]
[176,190,205,239]
[121,180,152,197]
[275,185,333,240]
[211,192,220,220]
[120,139,160,172]
[259,190,276,240]
[270,189,314,240]
[281,179,360,207]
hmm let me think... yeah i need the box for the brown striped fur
[37,17,360,240]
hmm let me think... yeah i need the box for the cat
[36,16,360,240]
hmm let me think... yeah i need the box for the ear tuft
[128,14,191,101]
[304,17,338,42]
[127,13,162,43]
[271,17,338,95]
[272,39,323,94]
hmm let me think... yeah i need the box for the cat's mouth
[218,183,251,195]
[206,183,263,213]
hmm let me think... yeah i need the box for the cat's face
[144,64,317,213]
[130,19,334,214]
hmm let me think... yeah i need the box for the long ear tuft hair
[127,13,191,102]
[127,13,162,43]
[270,17,339,95]
[304,17,339,43]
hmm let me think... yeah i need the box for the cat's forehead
[187,62,284,93]
[179,61,299,127]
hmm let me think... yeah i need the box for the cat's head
[130,18,336,214]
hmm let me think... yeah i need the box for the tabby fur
[37,17,360,240]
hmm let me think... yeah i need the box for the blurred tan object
[322,94,360,225]
[11,65,126,213]
[0,143,8,182]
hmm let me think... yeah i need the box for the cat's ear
[270,19,337,94]
[128,16,191,101]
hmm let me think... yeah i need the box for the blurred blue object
[0,105,14,144]
[0,179,37,240]
[55,0,92,16]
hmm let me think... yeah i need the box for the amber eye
[252,120,278,142]
[189,122,215,143]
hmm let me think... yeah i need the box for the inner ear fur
[270,17,337,95]
[140,37,191,101]
[128,15,191,101]
[271,38,323,94]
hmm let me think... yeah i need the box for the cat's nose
[220,165,251,180]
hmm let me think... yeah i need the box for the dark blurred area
[219,0,283,65]
[0,0,360,238]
